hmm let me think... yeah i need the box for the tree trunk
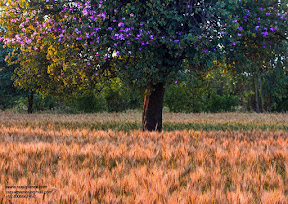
[142,83,165,132]
[259,76,265,113]
[28,91,34,114]
[254,78,260,113]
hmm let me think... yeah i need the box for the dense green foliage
[0,41,25,110]
[68,79,142,113]
[165,63,239,112]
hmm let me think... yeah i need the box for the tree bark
[254,78,260,113]
[142,83,165,132]
[259,76,265,113]
[28,91,34,114]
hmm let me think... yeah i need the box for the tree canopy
[1,0,285,89]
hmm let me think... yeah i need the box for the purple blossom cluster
[229,4,287,49]
[0,0,287,60]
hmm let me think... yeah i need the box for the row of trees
[0,0,287,131]
[2,41,288,114]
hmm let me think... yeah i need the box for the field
[0,112,288,203]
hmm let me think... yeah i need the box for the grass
[1,112,288,131]
[0,112,287,203]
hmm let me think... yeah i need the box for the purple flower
[237,26,243,31]
[119,34,125,40]
[82,9,88,16]
[74,28,81,34]
[118,22,124,27]
[237,33,242,36]
[174,39,180,43]
[262,31,268,36]
[232,41,236,46]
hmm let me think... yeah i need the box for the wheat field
[0,112,287,203]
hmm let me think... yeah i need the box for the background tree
[0,40,24,110]
[164,62,239,113]
[225,0,288,113]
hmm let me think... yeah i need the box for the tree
[0,40,23,110]
[1,0,287,130]
[164,62,239,113]
[224,0,288,113]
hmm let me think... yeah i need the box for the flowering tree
[0,0,287,131]
[225,1,288,112]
